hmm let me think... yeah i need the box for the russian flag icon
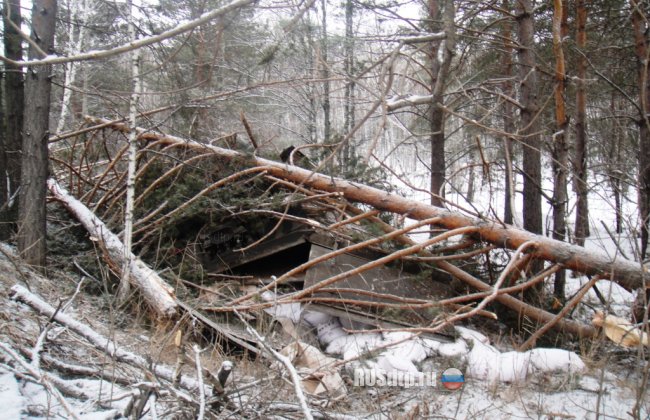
[441,368,464,390]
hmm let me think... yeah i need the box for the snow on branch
[386,94,435,111]
[47,179,178,318]
[398,32,446,44]
[0,0,256,67]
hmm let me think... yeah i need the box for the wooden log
[47,178,177,317]
[84,116,648,291]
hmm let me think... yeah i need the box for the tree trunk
[0,66,6,239]
[56,0,89,135]
[305,11,317,144]
[573,0,590,246]
[608,93,624,235]
[118,0,142,303]
[320,0,331,143]
[428,0,455,207]
[516,0,542,238]
[342,0,355,169]
[551,0,569,299]
[1,0,24,240]
[18,0,57,269]
[467,154,475,203]
[631,0,650,259]
[501,0,516,226]
[516,0,544,301]
[88,116,650,291]
[188,3,222,140]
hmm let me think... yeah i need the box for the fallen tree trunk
[346,210,598,338]
[47,178,178,317]
[10,285,197,393]
[438,260,597,338]
[84,116,648,291]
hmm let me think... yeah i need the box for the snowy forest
[1,0,650,418]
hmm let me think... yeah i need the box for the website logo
[441,368,464,390]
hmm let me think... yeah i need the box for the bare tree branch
[0,0,256,67]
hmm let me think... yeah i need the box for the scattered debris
[279,341,346,398]
[592,311,649,348]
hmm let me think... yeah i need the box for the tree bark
[342,0,355,169]
[515,0,544,302]
[608,94,623,234]
[631,0,650,259]
[306,15,318,144]
[501,0,516,226]
[516,0,542,237]
[428,0,455,207]
[86,116,650,291]
[320,0,331,143]
[55,0,89,135]
[573,0,590,246]
[0,64,5,239]
[118,0,143,303]
[428,0,443,206]
[18,0,57,269]
[551,0,569,299]
[1,0,24,240]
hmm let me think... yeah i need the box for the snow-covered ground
[261,294,650,419]
[0,368,126,420]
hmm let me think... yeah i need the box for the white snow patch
[333,333,383,358]
[528,348,585,374]
[497,351,532,383]
[316,317,347,347]
[302,310,332,327]
[435,339,469,358]
[261,290,302,323]
[383,332,428,363]
[456,325,490,344]
[0,370,23,419]
[465,338,501,382]
[376,353,420,374]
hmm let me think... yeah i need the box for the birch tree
[118,0,142,302]
[320,0,331,143]
[56,0,90,134]
[341,0,355,168]
[0,68,5,239]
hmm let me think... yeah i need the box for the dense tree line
[0,0,649,298]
